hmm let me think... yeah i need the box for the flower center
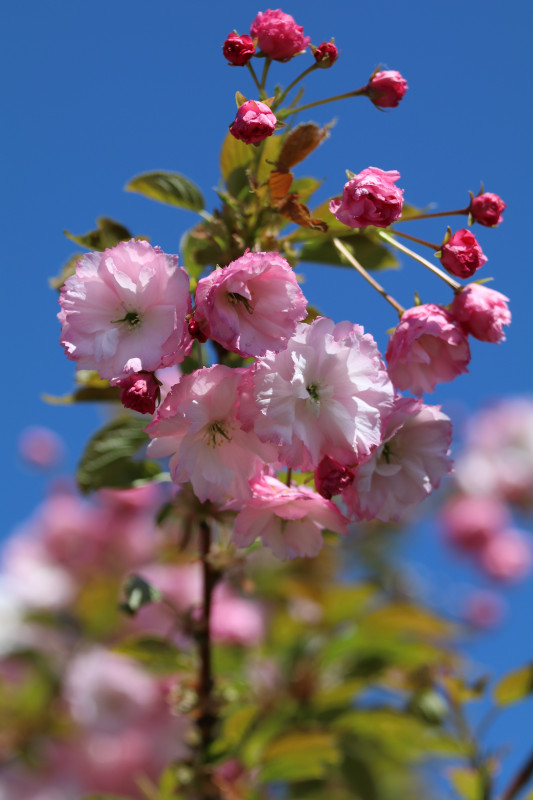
[111,309,143,329]
[227,292,253,315]
[206,421,232,448]
[306,382,321,402]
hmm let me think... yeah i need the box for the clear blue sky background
[2,0,532,791]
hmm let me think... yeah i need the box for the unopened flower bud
[188,316,208,343]
[439,228,487,279]
[312,41,338,68]
[223,32,256,66]
[229,100,277,145]
[366,70,408,108]
[118,372,160,415]
[315,456,354,499]
[470,192,506,227]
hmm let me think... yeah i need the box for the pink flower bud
[470,192,506,227]
[250,9,310,61]
[386,304,470,395]
[329,167,404,229]
[450,283,511,343]
[188,316,208,343]
[118,372,160,415]
[315,456,354,499]
[223,32,256,66]
[313,41,338,68]
[366,70,408,108]
[229,100,277,145]
[439,228,487,279]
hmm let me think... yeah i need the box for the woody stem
[333,237,405,316]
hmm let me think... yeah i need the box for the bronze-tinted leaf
[277,122,330,170]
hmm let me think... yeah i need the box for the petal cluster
[58,240,192,381]
[329,167,404,229]
[193,251,308,357]
[243,317,394,471]
[386,304,470,395]
[234,475,347,560]
[250,9,310,61]
[229,100,277,144]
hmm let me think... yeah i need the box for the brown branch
[498,748,533,800]
[195,519,220,798]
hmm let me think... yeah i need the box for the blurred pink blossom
[234,475,348,559]
[18,426,65,470]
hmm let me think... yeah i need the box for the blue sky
[2,0,533,790]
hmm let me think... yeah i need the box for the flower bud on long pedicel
[366,69,408,108]
[470,191,506,227]
[312,41,338,68]
[439,228,487,278]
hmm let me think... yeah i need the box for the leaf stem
[378,231,461,291]
[284,87,366,118]
[272,64,318,111]
[333,237,405,316]
[195,519,220,794]
[389,228,440,251]
[395,207,470,223]
[246,61,262,95]
[259,57,272,92]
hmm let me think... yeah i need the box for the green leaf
[120,574,162,616]
[260,731,341,783]
[42,385,121,405]
[114,635,187,673]
[220,132,254,196]
[49,253,82,290]
[180,227,222,282]
[493,662,533,706]
[290,176,323,205]
[448,767,483,800]
[125,171,204,211]
[77,416,161,494]
[64,217,134,251]
[300,230,399,271]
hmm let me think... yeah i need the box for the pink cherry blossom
[450,283,511,342]
[250,9,310,61]
[440,494,511,553]
[329,167,404,229]
[343,397,453,522]
[366,70,408,108]
[193,251,308,357]
[386,304,471,395]
[58,239,192,381]
[229,100,277,144]
[480,529,532,582]
[146,365,277,503]
[241,317,394,471]
[234,475,348,560]
[439,229,487,279]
